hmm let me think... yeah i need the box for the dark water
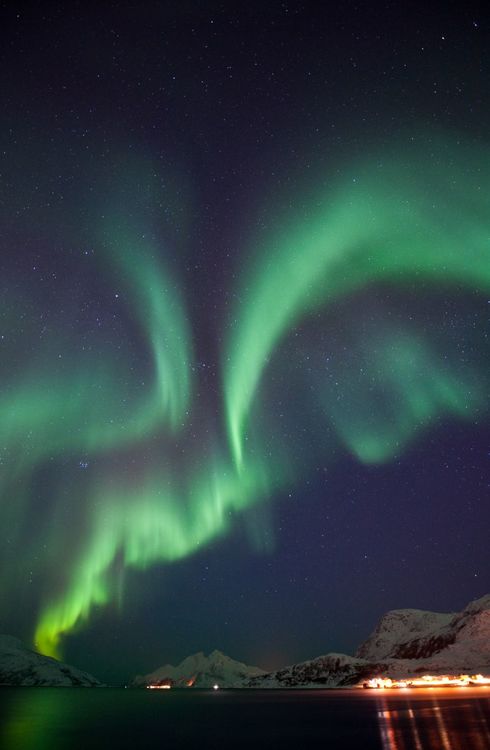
[1,687,490,750]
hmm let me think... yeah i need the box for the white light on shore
[362,674,490,689]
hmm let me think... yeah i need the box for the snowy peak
[134,650,266,688]
[356,608,454,660]
[208,649,230,662]
[0,634,101,686]
[357,594,490,666]
[247,593,490,688]
[133,594,490,690]
[461,594,490,615]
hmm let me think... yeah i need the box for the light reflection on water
[376,689,490,750]
[1,687,489,749]
[1,689,76,750]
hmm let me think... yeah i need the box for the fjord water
[1,688,489,749]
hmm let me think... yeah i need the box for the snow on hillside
[248,653,389,688]
[131,594,490,690]
[356,609,454,660]
[134,649,266,688]
[0,635,101,686]
[357,594,490,668]
[247,594,490,688]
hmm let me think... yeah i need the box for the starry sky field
[0,1,489,683]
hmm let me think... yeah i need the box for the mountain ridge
[133,648,266,688]
[248,594,490,688]
[134,594,490,689]
[0,634,101,686]
[3,594,488,687]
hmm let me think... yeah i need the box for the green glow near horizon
[225,144,490,468]
[35,455,273,658]
[18,135,490,658]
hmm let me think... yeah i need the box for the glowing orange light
[361,674,490,689]
[147,683,172,689]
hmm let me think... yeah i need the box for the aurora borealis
[1,2,489,683]
[225,141,490,469]
[30,138,490,659]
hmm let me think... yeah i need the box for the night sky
[0,1,489,685]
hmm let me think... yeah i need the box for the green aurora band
[225,141,490,468]
[0,227,191,476]
[35,455,273,657]
[321,327,483,464]
[2,136,488,658]
[99,221,193,433]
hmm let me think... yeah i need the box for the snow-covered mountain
[0,635,101,686]
[247,594,490,688]
[130,595,490,689]
[356,608,454,660]
[247,653,389,688]
[357,594,490,668]
[133,649,265,688]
